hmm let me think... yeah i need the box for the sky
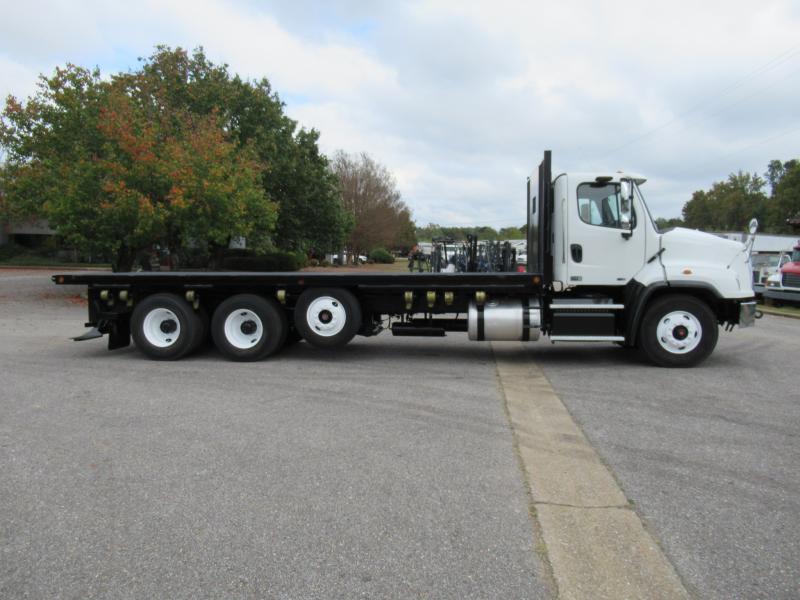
[1,0,799,227]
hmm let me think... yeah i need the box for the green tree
[117,46,350,255]
[682,171,767,232]
[0,62,274,270]
[769,160,800,232]
[0,46,350,268]
[654,217,685,230]
[498,226,524,239]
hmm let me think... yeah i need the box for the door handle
[570,244,583,263]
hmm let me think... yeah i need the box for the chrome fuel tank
[467,297,541,341]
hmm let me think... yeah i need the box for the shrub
[308,258,320,267]
[320,259,331,267]
[220,250,307,272]
[0,243,26,261]
[368,248,394,264]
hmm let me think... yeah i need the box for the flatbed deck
[54,271,543,293]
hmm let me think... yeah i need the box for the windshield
[792,249,800,263]
[752,255,781,268]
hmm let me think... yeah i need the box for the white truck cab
[549,172,754,300]
[528,152,757,366]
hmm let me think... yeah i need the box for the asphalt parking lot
[1,270,798,599]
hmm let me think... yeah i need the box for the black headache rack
[527,149,554,285]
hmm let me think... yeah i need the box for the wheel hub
[672,325,688,340]
[142,308,182,348]
[656,311,702,354]
[306,297,347,337]
[224,309,264,349]
[240,319,258,335]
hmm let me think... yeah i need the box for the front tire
[638,294,718,367]
[131,293,198,360]
[211,294,287,361]
[294,288,362,348]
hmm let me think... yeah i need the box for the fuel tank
[468,297,541,341]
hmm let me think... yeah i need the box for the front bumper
[764,288,800,302]
[739,300,758,328]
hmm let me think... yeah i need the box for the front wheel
[638,295,718,367]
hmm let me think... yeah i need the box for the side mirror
[748,218,758,235]
[619,180,633,233]
[620,180,632,201]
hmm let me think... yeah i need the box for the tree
[498,226,525,239]
[765,159,800,232]
[0,63,274,270]
[654,217,685,230]
[0,47,350,269]
[122,47,350,256]
[330,151,415,258]
[682,171,767,232]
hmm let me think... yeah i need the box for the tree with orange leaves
[0,47,348,270]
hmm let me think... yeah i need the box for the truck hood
[660,227,744,265]
[781,261,800,275]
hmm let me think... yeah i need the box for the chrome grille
[782,272,800,288]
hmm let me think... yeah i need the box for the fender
[625,280,724,346]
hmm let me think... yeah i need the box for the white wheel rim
[656,310,702,354]
[224,309,264,349]
[306,296,347,337]
[142,308,181,348]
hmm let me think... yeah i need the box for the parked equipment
[54,151,757,367]
[764,242,800,303]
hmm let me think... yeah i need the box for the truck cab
[528,151,756,365]
[764,243,800,303]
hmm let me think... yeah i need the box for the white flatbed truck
[54,151,757,367]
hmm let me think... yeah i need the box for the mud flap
[107,318,131,350]
[71,318,131,350]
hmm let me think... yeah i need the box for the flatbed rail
[53,270,544,293]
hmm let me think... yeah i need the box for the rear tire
[211,294,287,361]
[638,294,718,367]
[294,287,362,348]
[131,293,198,360]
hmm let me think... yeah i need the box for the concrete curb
[758,306,800,320]
[493,343,690,600]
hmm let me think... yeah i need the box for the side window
[577,183,635,230]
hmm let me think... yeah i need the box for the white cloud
[1,0,799,224]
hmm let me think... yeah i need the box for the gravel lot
[1,269,798,599]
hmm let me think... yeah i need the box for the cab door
[566,180,646,286]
